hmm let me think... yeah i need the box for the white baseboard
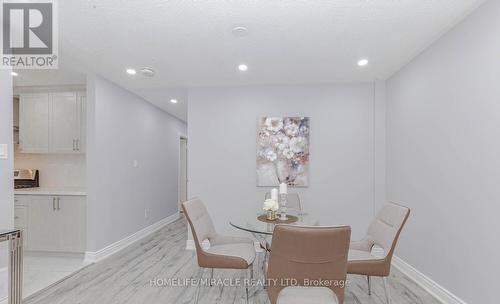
[85,212,180,263]
[0,266,6,304]
[185,240,192,250]
[185,239,200,250]
[185,240,263,252]
[392,255,467,304]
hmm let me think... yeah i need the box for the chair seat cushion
[348,249,379,262]
[277,287,339,304]
[206,242,256,266]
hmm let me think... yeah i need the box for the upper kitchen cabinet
[18,91,86,154]
[19,93,50,153]
[50,92,81,153]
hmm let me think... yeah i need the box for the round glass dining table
[229,212,322,236]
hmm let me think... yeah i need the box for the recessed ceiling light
[140,67,155,77]
[238,64,248,71]
[170,99,178,104]
[11,71,18,77]
[357,59,369,67]
[126,68,137,75]
[232,26,249,37]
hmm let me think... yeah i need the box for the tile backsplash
[14,151,86,188]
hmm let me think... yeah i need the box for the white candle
[279,183,288,194]
[271,188,278,201]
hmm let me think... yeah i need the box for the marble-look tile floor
[0,253,89,304]
[23,253,90,298]
[23,217,442,304]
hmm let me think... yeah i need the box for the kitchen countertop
[14,187,87,196]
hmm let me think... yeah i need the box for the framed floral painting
[257,117,310,187]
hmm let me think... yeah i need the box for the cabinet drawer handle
[57,197,61,210]
[72,139,76,151]
[76,139,80,151]
[53,197,56,211]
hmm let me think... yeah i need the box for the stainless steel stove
[14,169,39,189]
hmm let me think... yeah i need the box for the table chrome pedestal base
[0,230,23,304]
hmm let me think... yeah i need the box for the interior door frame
[178,135,188,213]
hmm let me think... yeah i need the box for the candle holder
[279,193,288,220]
[266,210,277,221]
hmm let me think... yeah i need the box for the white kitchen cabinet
[57,196,86,252]
[14,203,29,248]
[18,93,50,153]
[15,195,87,253]
[18,90,86,154]
[26,196,60,251]
[49,92,81,153]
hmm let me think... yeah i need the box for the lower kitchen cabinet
[14,195,86,253]
[14,205,29,248]
[57,196,87,252]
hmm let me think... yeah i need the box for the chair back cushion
[182,198,217,251]
[367,203,410,257]
[267,225,351,304]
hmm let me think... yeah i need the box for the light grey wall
[86,75,187,252]
[374,80,387,212]
[188,84,385,240]
[387,0,498,303]
[0,70,14,297]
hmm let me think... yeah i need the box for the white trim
[85,212,179,263]
[392,256,467,304]
[177,135,188,214]
[185,239,194,250]
[185,239,206,250]
[185,240,264,253]
[0,266,6,304]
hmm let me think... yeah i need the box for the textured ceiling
[14,0,486,121]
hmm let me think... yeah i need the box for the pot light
[238,64,248,71]
[140,67,155,77]
[232,26,249,37]
[11,71,18,77]
[126,68,137,75]
[170,99,178,104]
[357,59,369,67]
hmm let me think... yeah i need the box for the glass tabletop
[0,228,21,241]
[229,212,322,235]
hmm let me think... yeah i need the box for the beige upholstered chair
[182,198,256,304]
[266,225,351,304]
[348,202,410,304]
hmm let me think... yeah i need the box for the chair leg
[367,275,371,296]
[245,285,249,304]
[245,267,253,304]
[262,249,269,275]
[382,277,391,304]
